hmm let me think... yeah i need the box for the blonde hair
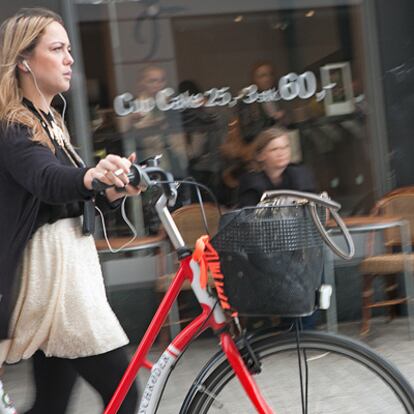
[0,8,64,150]
[254,126,289,155]
[136,65,166,96]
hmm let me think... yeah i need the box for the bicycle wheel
[183,330,414,413]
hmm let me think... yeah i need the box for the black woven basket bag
[211,191,354,317]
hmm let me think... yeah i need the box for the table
[95,233,169,286]
[95,234,167,257]
[324,215,414,338]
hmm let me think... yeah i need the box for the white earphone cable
[27,63,139,252]
[27,64,52,115]
[26,63,67,124]
[58,92,67,121]
[26,65,138,247]
[95,197,139,253]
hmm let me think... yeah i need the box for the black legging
[24,347,139,414]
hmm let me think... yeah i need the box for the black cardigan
[0,122,94,339]
[238,164,316,207]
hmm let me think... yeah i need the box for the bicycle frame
[104,194,274,414]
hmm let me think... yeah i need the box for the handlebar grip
[91,177,111,192]
[89,161,177,206]
[91,164,144,192]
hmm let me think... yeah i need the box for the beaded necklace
[24,99,84,168]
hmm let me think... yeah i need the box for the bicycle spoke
[196,385,230,412]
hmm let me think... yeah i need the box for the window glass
[77,3,374,234]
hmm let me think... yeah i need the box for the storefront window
[76,2,375,234]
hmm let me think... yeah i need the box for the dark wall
[0,1,61,22]
[376,0,414,187]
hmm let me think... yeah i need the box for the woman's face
[253,64,275,91]
[258,134,291,172]
[141,68,167,97]
[25,21,74,99]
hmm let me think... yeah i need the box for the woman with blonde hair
[238,127,316,207]
[237,126,319,330]
[0,8,139,413]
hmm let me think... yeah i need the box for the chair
[359,187,414,335]
[155,202,220,292]
[171,203,220,245]
[155,203,221,338]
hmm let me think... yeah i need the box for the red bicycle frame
[99,161,356,413]
[104,252,273,414]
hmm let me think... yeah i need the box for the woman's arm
[237,172,263,207]
[1,124,93,203]
[1,125,139,204]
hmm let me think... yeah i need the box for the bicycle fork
[220,332,274,414]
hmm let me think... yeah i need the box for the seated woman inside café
[237,126,318,329]
[238,126,316,207]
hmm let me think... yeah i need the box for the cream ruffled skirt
[0,217,128,366]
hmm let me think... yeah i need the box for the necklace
[39,117,65,148]
[34,106,84,168]
[23,98,85,168]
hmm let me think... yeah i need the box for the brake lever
[164,171,178,207]
[138,154,163,168]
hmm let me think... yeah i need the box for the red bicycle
[96,158,414,414]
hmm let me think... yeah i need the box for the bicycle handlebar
[91,157,178,207]
[92,156,354,259]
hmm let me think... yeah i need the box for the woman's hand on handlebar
[106,153,142,202]
[84,154,130,190]
[83,153,141,201]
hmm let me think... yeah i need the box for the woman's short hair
[254,126,289,155]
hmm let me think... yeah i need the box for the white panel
[114,18,175,64]
[102,255,159,286]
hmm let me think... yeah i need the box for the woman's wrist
[83,170,128,201]
[83,168,95,190]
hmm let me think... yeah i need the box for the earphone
[22,60,31,72]
[21,59,67,121]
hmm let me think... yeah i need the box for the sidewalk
[3,318,414,413]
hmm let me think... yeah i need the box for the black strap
[23,99,96,235]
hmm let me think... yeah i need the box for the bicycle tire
[183,330,414,413]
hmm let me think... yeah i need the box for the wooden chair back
[171,203,221,247]
[372,186,414,248]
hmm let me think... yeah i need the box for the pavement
[2,317,414,413]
